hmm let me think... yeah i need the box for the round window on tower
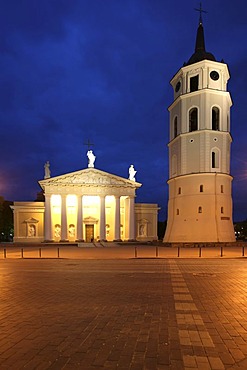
[210,71,219,81]
[190,139,194,143]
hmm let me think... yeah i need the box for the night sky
[0,0,246,222]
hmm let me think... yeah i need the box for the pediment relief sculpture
[39,168,141,189]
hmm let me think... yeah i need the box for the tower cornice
[167,172,233,184]
[170,59,230,86]
[168,88,232,112]
[168,130,232,147]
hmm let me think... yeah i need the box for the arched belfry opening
[189,108,198,132]
[212,107,220,130]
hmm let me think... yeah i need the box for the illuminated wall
[12,168,159,243]
[11,202,45,243]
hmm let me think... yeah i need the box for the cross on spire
[194,2,207,24]
[83,139,94,150]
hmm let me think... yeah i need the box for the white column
[114,196,121,241]
[128,196,135,241]
[60,194,68,241]
[44,194,53,241]
[76,195,83,241]
[99,196,106,241]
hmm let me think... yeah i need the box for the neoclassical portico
[11,167,159,243]
[39,168,141,242]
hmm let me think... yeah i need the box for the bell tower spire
[186,4,216,66]
[194,3,207,54]
[194,21,206,52]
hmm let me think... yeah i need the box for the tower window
[174,116,178,138]
[211,149,219,169]
[221,207,224,214]
[178,187,181,195]
[189,108,198,132]
[212,152,216,168]
[221,185,224,193]
[200,185,203,193]
[198,206,202,213]
[212,107,220,130]
[190,75,199,92]
[176,209,179,215]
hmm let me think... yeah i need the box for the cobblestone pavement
[1,258,247,369]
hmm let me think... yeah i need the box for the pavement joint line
[169,260,225,369]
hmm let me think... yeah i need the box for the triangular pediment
[83,216,98,224]
[39,168,142,189]
[23,217,39,224]
[137,218,150,224]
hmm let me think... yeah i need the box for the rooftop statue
[87,150,96,168]
[128,164,136,182]
[44,161,51,179]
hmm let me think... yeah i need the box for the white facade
[164,22,235,243]
[12,168,159,243]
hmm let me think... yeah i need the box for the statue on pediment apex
[44,161,51,179]
[87,150,96,168]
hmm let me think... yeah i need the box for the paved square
[1,258,247,369]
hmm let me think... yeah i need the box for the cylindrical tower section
[164,173,235,242]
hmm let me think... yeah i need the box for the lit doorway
[85,224,94,242]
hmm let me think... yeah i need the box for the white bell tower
[164,16,235,243]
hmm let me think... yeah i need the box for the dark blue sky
[0,0,246,221]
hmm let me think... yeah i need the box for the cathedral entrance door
[85,225,94,242]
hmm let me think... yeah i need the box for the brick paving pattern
[1,257,247,369]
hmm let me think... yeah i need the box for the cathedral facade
[12,166,159,243]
